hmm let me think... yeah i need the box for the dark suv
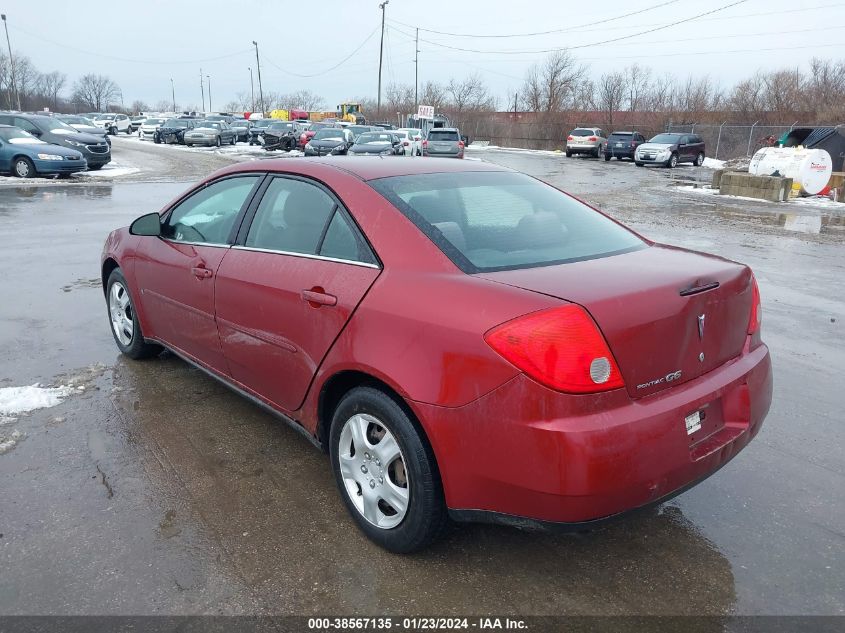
[605,131,646,161]
[0,113,111,170]
[635,133,706,168]
[154,118,197,144]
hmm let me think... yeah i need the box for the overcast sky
[3,0,843,110]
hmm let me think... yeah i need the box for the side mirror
[129,212,162,237]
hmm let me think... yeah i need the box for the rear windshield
[428,130,459,141]
[571,128,596,136]
[609,132,633,138]
[369,172,645,273]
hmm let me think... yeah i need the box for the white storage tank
[749,147,833,195]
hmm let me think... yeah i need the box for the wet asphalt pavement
[0,140,843,617]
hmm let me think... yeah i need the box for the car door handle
[191,266,213,279]
[302,288,337,307]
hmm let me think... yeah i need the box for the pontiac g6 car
[101,158,772,553]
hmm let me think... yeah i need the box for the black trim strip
[680,281,720,296]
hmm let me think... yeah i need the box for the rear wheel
[635,162,644,167]
[106,269,161,360]
[695,152,705,167]
[230,135,236,145]
[13,157,35,178]
[329,387,447,553]
[604,153,611,162]
[565,149,572,158]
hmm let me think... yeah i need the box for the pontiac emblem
[697,314,706,340]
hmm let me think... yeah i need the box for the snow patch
[1,415,16,425]
[0,429,23,454]
[0,384,74,416]
[702,157,726,169]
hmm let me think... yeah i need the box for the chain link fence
[445,114,830,160]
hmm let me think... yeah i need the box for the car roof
[218,156,507,182]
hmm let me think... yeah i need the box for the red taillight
[403,141,409,145]
[748,275,762,335]
[588,136,597,141]
[422,140,428,148]
[484,305,625,394]
[567,135,573,141]
[631,142,636,147]
[458,141,465,148]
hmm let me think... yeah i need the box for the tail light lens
[458,141,465,148]
[748,275,762,335]
[422,140,428,148]
[588,136,597,141]
[484,305,624,394]
[567,135,573,141]
[403,141,409,145]
[631,142,636,147]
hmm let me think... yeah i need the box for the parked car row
[0,112,112,177]
[566,127,706,167]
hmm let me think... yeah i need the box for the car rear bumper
[607,147,637,158]
[414,340,772,524]
[423,150,463,158]
[567,143,600,152]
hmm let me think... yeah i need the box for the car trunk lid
[477,245,753,399]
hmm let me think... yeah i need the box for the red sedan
[101,158,772,552]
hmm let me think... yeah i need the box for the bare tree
[72,74,120,112]
[521,50,584,113]
[676,76,721,123]
[130,99,149,114]
[384,82,415,115]
[625,64,651,114]
[595,71,626,124]
[418,81,448,111]
[728,73,766,121]
[153,99,173,112]
[807,58,845,121]
[446,73,493,112]
[37,71,67,111]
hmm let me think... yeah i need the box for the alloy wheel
[109,282,134,346]
[338,413,409,529]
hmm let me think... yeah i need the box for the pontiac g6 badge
[637,370,682,390]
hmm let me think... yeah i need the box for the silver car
[423,127,464,159]
[183,120,237,147]
[565,127,607,158]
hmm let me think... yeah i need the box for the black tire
[231,135,236,145]
[329,386,447,553]
[667,153,679,168]
[604,154,611,162]
[635,162,644,167]
[88,164,104,171]
[695,152,705,167]
[215,136,222,147]
[565,150,572,158]
[13,156,35,178]
[57,172,72,179]
[154,136,161,144]
[105,268,161,360]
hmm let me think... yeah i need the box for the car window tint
[246,178,335,255]
[370,172,645,273]
[319,211,376,264]
[15,118,40,134]
[163,176,259,245]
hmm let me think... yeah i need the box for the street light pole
[170,78,176,112]
[1,14,21,111]
[199,67,205,113]
[207,75,212,112]
[248,67,255,113]
[377,0,389,119]
[252,41,265,115]
[414,27,419,111]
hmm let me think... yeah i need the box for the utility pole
[1,14,21,111]
[513,92,518,119]
[414,27,419,111]
[377,0,389,118]
[207,75,212,112]
[170,78,176,112]
[253,41,265,115]
[248,67,255,112]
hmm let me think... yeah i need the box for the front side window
[14,118,41,134]
[370,172,645,273]
[162,176,260,245]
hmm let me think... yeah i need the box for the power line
[388,0,683,38]
[9,22,251,64]
[263,27,378,78]
[388,0,749,55]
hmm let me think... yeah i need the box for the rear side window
[163,176,260,245]
[370,172,644,273]
[428,130,459,141]
[246,177,377,264]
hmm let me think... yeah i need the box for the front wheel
[230,135,236,145]
[695,152,705,167]
[215,136,222,147]
[329,387,447,553]
[13,157,35,178]
[667,153,679,168]
[635,162,644,167]
[604,153,611,162]
[106,269,161,360]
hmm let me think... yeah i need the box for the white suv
[565,127,607,158]
[93,113,131,135]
